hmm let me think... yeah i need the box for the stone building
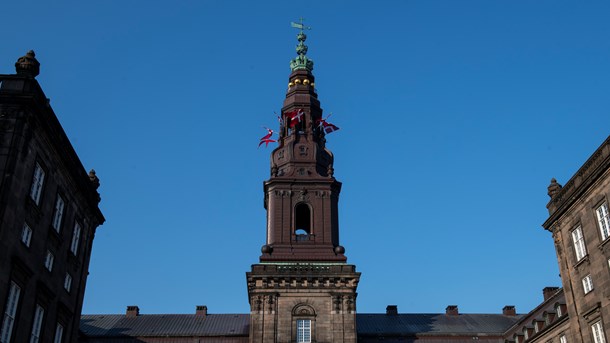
[542,136,610,343]
[0,51,105,343]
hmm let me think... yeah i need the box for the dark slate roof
[80,314,249,337]
[81,313,521,338]
[356,313,523,336]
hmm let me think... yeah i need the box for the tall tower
[247,24,360,343]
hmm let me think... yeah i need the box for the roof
[80,314,249,337]
[357,313,523,336]
[81,313,521,338]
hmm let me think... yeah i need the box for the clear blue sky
[3,1,610,316]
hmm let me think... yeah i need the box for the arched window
[295,203,311,240]
[292,304,315,343]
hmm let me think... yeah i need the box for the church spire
[260,23,346,262]
[247,25,359,343]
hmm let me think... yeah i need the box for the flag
[316,116,340,135]
[258,128,276,148]
[321,121,339,134]
[285,109,304,128]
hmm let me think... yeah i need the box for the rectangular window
[560,334,567,343]
[557,304,563,317]
[29,163,45,205]
[583,274,594,294]
[21,223,33,247]
[51,195,65,232]
[70,222,81,255]
[30,304,44,343]
[53,323,63,343]
[297,319,311,343]
[592,321,607,343]
[64,274,72,292]
[44,251,54,272]
[597,203,610,241]
[572,226,587,261]
[0,281,21,343]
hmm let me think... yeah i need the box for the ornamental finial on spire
[290,18,314,72]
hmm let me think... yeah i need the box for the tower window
[295,203,311,239]
[297,319,311,343]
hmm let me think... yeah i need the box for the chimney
[386,305,398,315]
[126,306,139,317]
[445,305,459,316]
[503,305,516,316]
[196,305,208,318]
[543,287,559,301]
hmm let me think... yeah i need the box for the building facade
[542,136,610,343]
[0,51,105,343]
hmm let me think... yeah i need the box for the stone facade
[543,136,610,343]
[247,264,359,343]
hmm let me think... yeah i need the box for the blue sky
[3,1,610,316]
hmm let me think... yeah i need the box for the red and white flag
[285,109,304,128]
[321,121,339,134]
[316,114,340,135]
[258,127,276,148]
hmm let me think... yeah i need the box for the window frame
[559,334,567,343]
[21,223,33,247]
[296,319,311,343]
[70,222,82,255]
[29,163,46,205]
[583,274,594,294]
[571,226,587,261]
[64,274,72,293]
[596,202,610,241]
[592,321,607,343]
[53,323,64,343]
[44,251,54,272]
[51,195,65,232]
[30,304,44,343]
[0,281,21,343]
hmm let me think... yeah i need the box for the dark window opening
[295,204,311,241]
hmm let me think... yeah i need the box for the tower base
[246,263,360,343]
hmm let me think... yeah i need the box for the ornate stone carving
[274,190,291,198]
[333,295,342,312]
[297,189,309,202]
[15,50,40,77]
[298,145,308,156]
[345,296,355,312]
[315,191,329,198]
[547,178,562,198]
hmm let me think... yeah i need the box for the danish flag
[258,127,276,148]
[285,109,305,128]
[316,114,340,134]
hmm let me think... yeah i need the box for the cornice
[543,136,610,230]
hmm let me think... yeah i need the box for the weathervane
[289,18,314,72]
[290,17,311,32]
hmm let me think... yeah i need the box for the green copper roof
[290,19,314,72]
